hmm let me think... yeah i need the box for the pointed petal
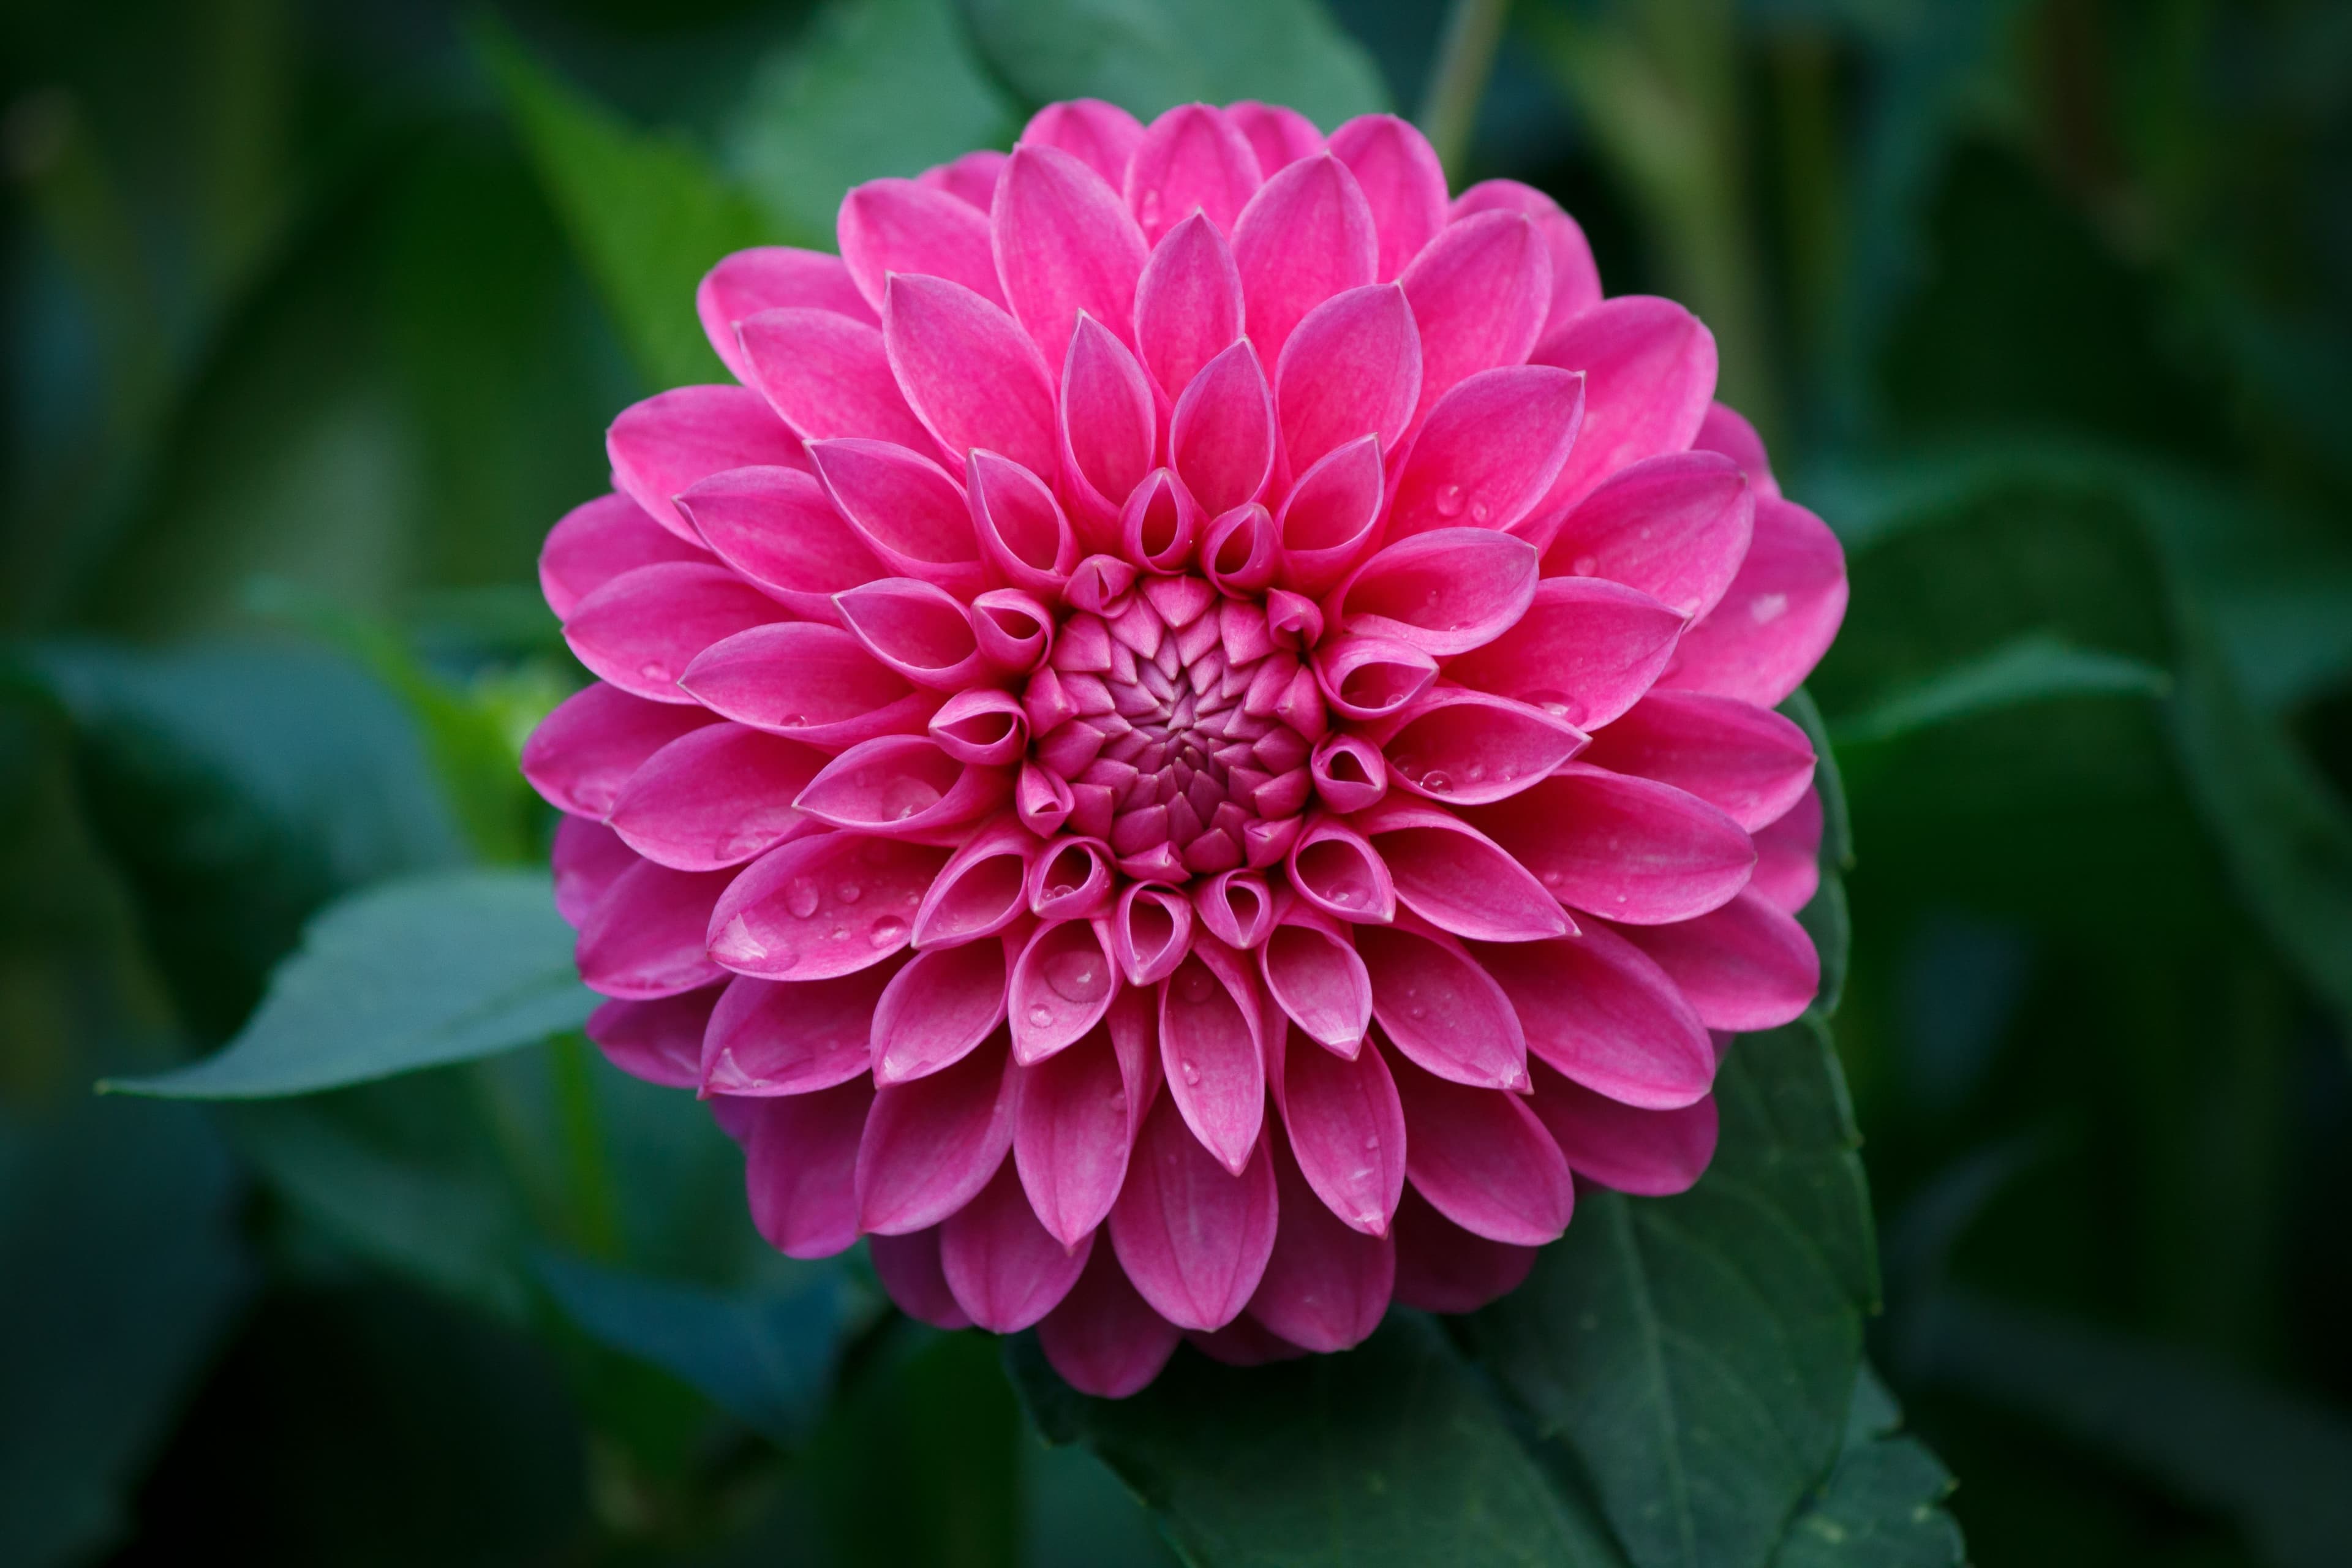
[1528,1060,1717,1196]
[1749,788,1822,913]
[540,493,707,620]
[1464,763,1755,925]
[1169,339,1275,516]
[1230,153,1378,362]
[1529,295,1717,513]
[1246,1130,1394,1351]
[1274,283,1420,477]
[1326,115,1447,281]
[523,683,715,818]
[1015,1009,1152,1246]
[698,247,875,384]
[576,858,728,998]
[1616,888,1819,1031]
[1258,903,1371,1053]
[1310,633,1437,723]
[1110,881,1194,985]
[805,438,982,595]
[856,1038,1012,1234]
[553,816,635,928]
[1331,526,1539,657]
[1274,434,1385,597]
[913,816,1039,948]
[1692,400,1780,498]
[701,967,891,1096]
[1107,1093,1279,1331]
[869,1226,971,1328]
[1193,870,1274,951]
[1445,576,1684,731]
[746,1077,874,1257]
[564,562,785,704]
[1657,497,1847,707]
[1225,100,1323,173]
[608,385,809,541]
[1008,917,1120,1063]
[969,451,1079,595]
[1159,943,1268,1173]
[941,1160,1094,1331]
[1537,450,1754,620]
[993,143,1150,366]
[707,832,946,979]
[1390,1052,1575,1245]
[1473,924,1714,1108]
[836,578,984,693]
[1389,1184,1537,1311]
[680,622,937,750]
[1374,688,1586,806]
[1399,210,1551,419]
[883,273,1059,474]
[1133,211,1244,401]
[1275,1027,1404,1234]
[1285,816,1396,922]
[838,176,1004,311]
[1059,314,1159,527]
[1020,99,1145,186]
[1038,1243,1182,1397]
[608,722,826,870]
[1385,364,1584,538]
[1354,918,1528,1088]
[1126,103,1262,239]
[736,309,938,453]
[1355,801,1570,942]
[1451,178,1601,331]
[872,936,1011,1083]
[920,148,1009,211]
[1578,690,1815,830]
[675,466,884,620]
[585,986,716,1088]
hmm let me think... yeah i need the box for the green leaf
[1011,1313,1626,1568]
[105,867,593,1099]
[1781,688,1853,1018]
[725,0,1021,240]
[1829,633,2169,749]
[533,1252,867,1447]
[1769,1365,1962,1568]
[956,0,1390,126]
[477,20,789,390]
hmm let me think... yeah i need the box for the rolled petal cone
[529,100,1846,1396]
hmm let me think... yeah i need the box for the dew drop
[1464,763,1485,782]
[1570,555,1599,577]
[1363,1133,1381,1151]
[1422,769,1453,794]
[835,881,862,904]
[1523,687,1585,725]
[1433,483,1466,518]
[1028,1004,1054,1027]
[1044,949,1107,1003]
[1468,499,1491,522]
[1139,187,1163,227]
[869,916,908,949]
[1408,1004,1427,1020]
[829,925,849,941]
[717,914,769,962]
[638,661,672,682]
[786,878,820,919]
[1179,1060,1201,1086]
[778,713,807,728]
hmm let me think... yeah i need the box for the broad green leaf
[533,1252,867,1446]
[726,0,1021,239]
[1781,688,1853,1018]
[105,868,592,1099]
[956,0,1389,127]
[478,21,787,389]
[1829,633,2169,749]
[1770,1365,1962,1568]
[1010,1314,1626,1568]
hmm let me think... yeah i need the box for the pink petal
[1193,870,1275,951]
[913,816,1039,947]
[1444,576,1685,731]
[1117,468,1205,571]
[1230,153,1378,363]
[1326,115,1448,282]
[1027,836,1116,921]
[1389,1052,1575,1245]
[1020,99,1145,187]
[992,143,1150,366]
[968,451,1079,594]
[941,1159,1094,1331]
[834,578,983,691]
[1246,1129,1394,1351]
[1373,688,1586,806]
[1038,1243,1182,1397]
[523,683,715,818]
[553,816,635,928]
[575,859,728,998]
[872,936,1011,1083]
[1657,497,1848,707]
[1398,211,1551,421]
[1201,502,1278,595]
[1578,690,1815,830]
[1692,399,1779,498]
[1107,1093,1279,1331]
[869,1226,972,1329]
[1464,763,1755,924]
[1450,179,1601,331]
[585,986,717,1088]
[1225,100,1323,173]
[539,493,709,620]
[701,967,891,1096]
[882,274,1059,475]
[735,309,938,453]
[931,687,1029,764]
[1014,1001,1155,1247]
[1389,1185,1538,1312]
[1537,450,1754,624]
[1058,315,1159,529]
[608,722,826,870]
[1472,924,1714,1109]
[1311,633,1437,723]
[1257,902,1371,1053]
[1615,888,1819,1031]
[1274,283,1421,477]
[1353,918,1528,1088]
[608,385,809,542]
[856,1038,1014,1234]
[674,466,883,620]
[1126,103,1263,240]
[838,177,1005,311]
[919,148,1009,213]
[1273,1026,1404,1234]
[706,832,946,979]
[1159,943,1268,1174]
[746,1077,874,1257]
[563,562,785,704]
[697,247,875,384]
[1385,365,1585,539]
[679,622,939,750]
[1169,339,1275,516]
[1286,815,1396,922]
[1309,733,1387,815]
[1132,211,1244,402]
[1354,801,1570,943]
[1330,526,1539,657]
[1527,1060,1717,1196]
[1008,917,1120,1063]
[1274,434,1385,597]
[1111,882,1194,986]
[1749,788,1823,913]
[806,438,983,596]
[1529,295,1717,514]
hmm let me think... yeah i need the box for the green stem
[1418,0,1513,182]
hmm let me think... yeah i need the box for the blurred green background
[4,0,2350,1564]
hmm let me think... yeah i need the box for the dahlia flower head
[526,99,1846,1397]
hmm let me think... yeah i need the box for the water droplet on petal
[1422,769,1453,794]
[1570,555,1599,577]
[1178,1059,1200,1085]
[1468,499,1491,522]
[835,881,862,903]
[1433,483,1466,518]
[1043,949,1107,1003]
[786,878,820,919]
[638,662,672,682]
[1363,1133,1381,1151]
[1028,1004,1054,1027]
[869,916,907,949]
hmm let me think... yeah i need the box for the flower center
[1027,573,1316,880]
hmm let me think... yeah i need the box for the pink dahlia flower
[525,99,1846,1397]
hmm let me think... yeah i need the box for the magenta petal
[1020,99,1145,187]
[1692,400,1781,499]
[1126,103,1263,240]
[608,722,826,870]
[1193,870,1275,951]
[1169,340,1275,516]
[1226,100,1323,173]
[1398,211,1552,420]
[1749,788,1823,913]
[586,987,717,1088]
[1015,1008,1152,1247]
[807,439,983,597]
[941,1159,1094,1332]
[1108,1093,1279,1331]
[1246,1129,1394,1351]
[698,247,875,383]
[1274,435,1385,597]
[576,858,728,998]
[992,143,1150,367]
[608,385,809,542]
[869,1226,972,1329]
[1373,688,1586,807]
[914,816,1039,947]
[564,562,785,704]
[1110,881,1194,985]
[1451,179,1602,332]
[1579,690,1815,830]
[674,467,881,622]
[1385,364,1585,539]
[1326,115,1447,282]
[746,1076,874,1258]
[872,937,1011,1084]
[1257,902,1371,1053]
[1285,816,1396,923]
[1274,1027,1404,1234]
[925,146,1008,213]
[855,1040,1014,1234]
[1331,526,1539,657]
[1039,1243,1182,1397]
[701,968,891,1096]
[522,684,715,818]
[1158,943,1268,1174]
[1538,450,1754,620]
[680,623,936,750]
[1445,576,1686,731]
[1466,763,1755,925]
[1133,211,1245,402]
[883,274,1060,475]
[1617,889,1820,1031]
[1529,295,1717,514]
[554,817,635,928]
[1231,154,1378,363]
[1311,633,1437,723]
[706,832,946,979]
[1117,468,1205,572]
[1354,918,1528,1089]
[1389,1052,1575,1246]
[1354,801,1570,943]
[1389,1184,1538,1312]
[1473,924,1714,1109]
[1658,497,1848,707]
[968,452,1079,595]
[834,578,982,692]
[735,308,939,454]
[540,493,709,620]
[1528,1060,1717,1197]
[1008,917,1120,1064]
[838,176,1005,311]
[1059,315,1159,527]
[1201,503,1279,595]
[1274,283,1421,477]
